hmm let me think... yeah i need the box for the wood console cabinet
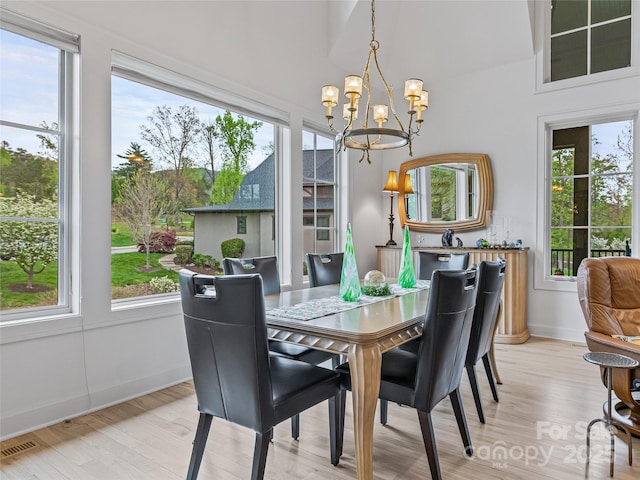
[377,246,529,344]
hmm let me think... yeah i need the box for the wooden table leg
[348,343,382,480]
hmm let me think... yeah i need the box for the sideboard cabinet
[376,246,529,344]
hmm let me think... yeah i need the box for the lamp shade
[404,175,414,194]
[321,85,339,106]
[404,78,423,100]
[344,75,363,97]
[383,170,399,192]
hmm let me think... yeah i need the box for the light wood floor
[2,337,639,479]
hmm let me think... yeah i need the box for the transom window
[550,0,632,81]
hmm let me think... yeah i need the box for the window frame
[237,215,247,234]
[111,52,288,308]
[0,11,79,323]
[534,0,640,93]
[301,127,338,255]
[536,103,640,292]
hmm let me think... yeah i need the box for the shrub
[137,229,177,253]
[175,245,193,265]
[149,275,179,293]
[176,239,194,246]
[221,238,245,258]
[192,253,214,268]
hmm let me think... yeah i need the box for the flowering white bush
[0,192,58,288]
[149,275,179,294]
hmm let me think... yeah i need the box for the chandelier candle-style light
[321,0,428,163]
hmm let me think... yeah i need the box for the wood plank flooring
[2,337,639,479]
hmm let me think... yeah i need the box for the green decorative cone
[398,226,416,288]
[340,223,361,301]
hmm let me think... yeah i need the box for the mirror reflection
[398,153,493,233]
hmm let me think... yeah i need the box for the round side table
[583,351,639,477]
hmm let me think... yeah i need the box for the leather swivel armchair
[337,269,478,480]
[179,271,341,480]
[465,259,506,423]
[306,252,343,287]
[577,256,640,435]
[222,255,340,439]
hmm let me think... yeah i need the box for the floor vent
[1,440,38,458]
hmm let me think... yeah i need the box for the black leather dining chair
[222,255,340,439]
[306,252,344,287]
[179,271,341,480]
[379,250,471,424]
[465,259,506,423]
[417,251,470,280]
[336,269,478,480]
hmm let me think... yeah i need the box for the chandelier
[321,0,428,163]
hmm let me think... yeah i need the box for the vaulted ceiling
[326,0,534,88]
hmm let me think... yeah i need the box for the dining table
[264,282,431,480]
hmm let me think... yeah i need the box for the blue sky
[1,29,274,171]
[1,29,631,172]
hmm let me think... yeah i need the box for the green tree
[211,111,261,204]
[0,142,58,200]
[115,171,169,269]
[140,105,201,215]
[0,191,58,288]
[112,142,153,204]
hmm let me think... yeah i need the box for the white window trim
[534,0,640,94]
[0,11,80,326]
[535,102,640,292]
[301,126,339,254]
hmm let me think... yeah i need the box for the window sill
[535,66,640,95]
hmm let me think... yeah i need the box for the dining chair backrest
[417,251,470,281]
[413,269,477,412]
[179,270,274,432]
[306,252,344,287]
[466,259,507,366]
[222,255,280,295]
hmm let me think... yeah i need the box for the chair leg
[417,410,441,480]
[328,394,341,466]
[380,399,388,425]
[291,414,300,440]
[251,429,272,480]
[186,413,213,480]
[337,389,346,458]
[450,389,473,456]
[482,353,499,402]
[466,363,485,424]
[331,355,340,369]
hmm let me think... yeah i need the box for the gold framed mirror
[398,153,493,233]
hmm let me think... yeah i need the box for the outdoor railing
[551,248,628,276]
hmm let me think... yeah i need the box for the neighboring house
[183,149,335,261]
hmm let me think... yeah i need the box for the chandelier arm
[371,47,406,133]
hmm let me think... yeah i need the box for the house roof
[183,149,334,214]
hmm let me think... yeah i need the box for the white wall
[1,0,638,440]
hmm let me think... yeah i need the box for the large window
[549,0,632,82]
[547,119,634,277]
[0,12,78,317]
[111,62,275,304]
[302,130,337,262]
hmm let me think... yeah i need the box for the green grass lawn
[111,222,193,247]
[1,252,180,310]
[0,261,59,309]
[111,252,179,286]
[111,223,136,247]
